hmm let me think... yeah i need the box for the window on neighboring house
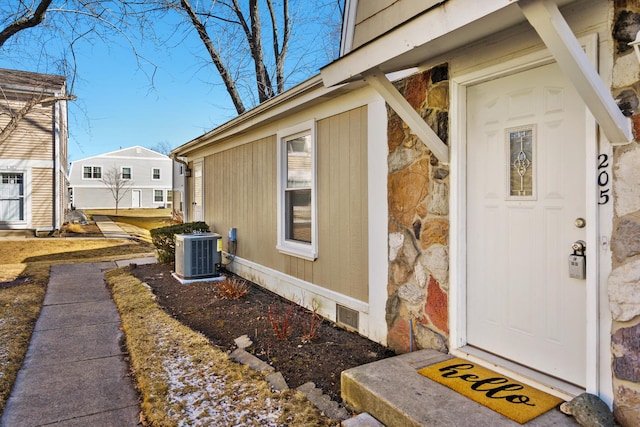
[154,189,164,203]
[276,120,317,260]
[121,167,132,180]
[152,168,161,180]
[83,166,101,179]
[167,191,173,202]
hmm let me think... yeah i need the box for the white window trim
[153,189,164,203]
[276,119,318,261]
[82,165,102,180]
[121,166,132,180]
[151,168,161,180]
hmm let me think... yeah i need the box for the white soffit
[322,0,521,86]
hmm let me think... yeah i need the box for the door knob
[571,240,586,253]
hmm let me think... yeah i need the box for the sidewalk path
[0,260,155,427]
[92,215,130,239]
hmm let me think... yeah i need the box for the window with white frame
[121,167,132,180]
[276,120,317,260]
[83,166,101,179]
[0,173,25,221]
[152,168,161,180]
[154,190,164,203]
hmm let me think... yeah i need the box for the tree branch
[180,0,246,114]
[0,0,54,48]
[0,93,77,144]
[266,0,289,94]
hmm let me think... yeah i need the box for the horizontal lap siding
[353,0,441,49]
[0,99,54,160]
[31,167,54,228]
[203,106,368,303]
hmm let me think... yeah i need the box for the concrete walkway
[0,258,157,427]
[92,215,130,239]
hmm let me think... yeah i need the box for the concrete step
[340,349,580,427]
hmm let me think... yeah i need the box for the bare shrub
[267,301,299,340]
[215,277,249,300]
[301,301,322,344]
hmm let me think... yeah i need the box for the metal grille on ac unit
[175,233,222,279]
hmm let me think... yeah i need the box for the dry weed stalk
[215,277,249,300]
[301,301,322,343]
[267,300,299,340]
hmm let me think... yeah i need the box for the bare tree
[0,0,343,130]
[100,166,133,214]
[149,141,174,155]
[160,0,342,114]
[0,1,158,143]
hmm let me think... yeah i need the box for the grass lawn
[106,269,334,426]
[85,208,175,244]
[0,238,155,415]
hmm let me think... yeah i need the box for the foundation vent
[336,304,359,331]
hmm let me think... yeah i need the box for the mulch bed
[127,263,396,403]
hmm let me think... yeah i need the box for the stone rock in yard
[266,372,289,391]
[234,334,253,349]
[560,393,615,427]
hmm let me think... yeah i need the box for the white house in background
[171,156,188,216]
[69,146,172,210]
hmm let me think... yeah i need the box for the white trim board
[224,254,378,342]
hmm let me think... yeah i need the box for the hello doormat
[418,358,564,424]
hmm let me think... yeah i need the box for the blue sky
[0,2,341,162]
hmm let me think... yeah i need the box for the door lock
[571,240,586,254]
[569,240,586,280]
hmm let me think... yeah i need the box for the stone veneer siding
[386,65,450,354]
[610,1,640,425]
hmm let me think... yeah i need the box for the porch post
[363,68,450,163]
[519,0,633,145]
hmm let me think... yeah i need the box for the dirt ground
[127,262,396,403]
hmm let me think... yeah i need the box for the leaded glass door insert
[507,126,535,198]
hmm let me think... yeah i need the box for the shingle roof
[0,68,66,92]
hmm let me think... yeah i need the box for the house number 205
[598,154,610,205]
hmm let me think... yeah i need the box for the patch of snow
[156,335,284,426]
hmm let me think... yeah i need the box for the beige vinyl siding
[203,106,369,302]
[352,0,444,49]
[31,167,54,228]
[0,97,54,160]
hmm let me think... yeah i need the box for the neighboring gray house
[69,146,172,209]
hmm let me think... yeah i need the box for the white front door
[132,190,141,208]
[466,62,587,387]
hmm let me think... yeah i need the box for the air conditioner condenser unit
[175,232,222,279]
